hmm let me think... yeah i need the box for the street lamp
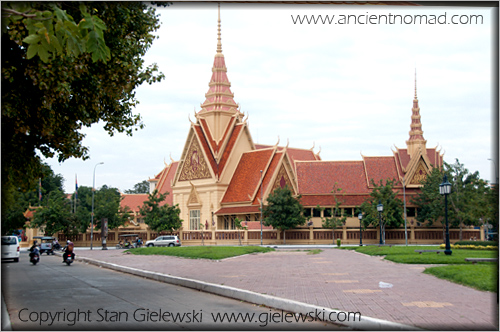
[439,174,452,255]
[358,213,363,246]
[377,200,384,245]
[488,158,498,185]
[91,162,104,250]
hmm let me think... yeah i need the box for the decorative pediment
[179,137,212,181]
[187,183,202,207]
[272,165,294,194]
[409,159,430,185]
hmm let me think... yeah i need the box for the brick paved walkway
[75,248,498,330]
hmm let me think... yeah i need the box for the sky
[45,2,497,193]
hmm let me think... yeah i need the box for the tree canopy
[1,2,165,223]
[359,179,404,244]
[139,190,182,233]
[125,180,150,194]
[262,186,307,244]
[412,159,493,240]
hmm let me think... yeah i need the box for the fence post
[309,226,314,244]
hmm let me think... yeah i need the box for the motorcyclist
[62,240,75,263]
[29,241,40,260]
[52,238,61,250]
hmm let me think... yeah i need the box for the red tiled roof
[363,156,399,186]
[121,194,148,212]
[287,147,320,168]
[396,148,411,171]
[252,151,283,205]
[221,149,274,203]
[300,194,370,207]
[296,161,370,195]
[194,125,218,173]
[156,162,179,206]
[217,124,243,176]
[215,206,262,215]
[244,221,273,230]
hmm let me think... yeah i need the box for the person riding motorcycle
[62,240,75,263]
[29,241,40,260]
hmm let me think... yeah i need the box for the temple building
[145,8,445,234]
[24,6,483,246]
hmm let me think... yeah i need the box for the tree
[139,190,182,233]
[31,189,74,237]
[411,167,447,227]
[262,186,307,244]
[1,2,165,221]
[319,184,347,244]
[125,180,150,194]
[235,217,247,246]
[412,159,492,241]
[2,2,110,63]
[2,163,64,235]
[359,179,404,244]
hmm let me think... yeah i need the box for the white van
[1,236,20,262]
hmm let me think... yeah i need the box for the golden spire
[217,3,222,55]
[414,68,417,100]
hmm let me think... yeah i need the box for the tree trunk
[283,229,286,245]
[332,228,335,245]
[459,222,463,241]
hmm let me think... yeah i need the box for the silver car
[145,235,181,247]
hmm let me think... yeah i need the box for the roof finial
[217,3,222,54]
[414,68,417,99]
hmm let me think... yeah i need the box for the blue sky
[46,3,496,193]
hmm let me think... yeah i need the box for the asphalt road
[2,254,345,330]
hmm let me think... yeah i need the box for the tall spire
[408,69,424,141]
[216,3,222,55]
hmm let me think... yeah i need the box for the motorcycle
[29,247,40,265]
[64,253,74,266]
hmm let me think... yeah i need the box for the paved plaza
[74,247,497,330]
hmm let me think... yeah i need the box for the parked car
[1,236,20,262]
[145,235,181,247]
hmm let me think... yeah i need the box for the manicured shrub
[454,240,498,247]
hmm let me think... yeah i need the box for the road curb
[70,254,418,331]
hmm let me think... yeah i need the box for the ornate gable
[409,158,430,185]
[272,164,294,193]
[178,136,212,181]
[187,183,202,207]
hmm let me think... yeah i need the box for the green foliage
[319,184,347,244]
[128,246,274,260]
[31,189,73,236]
[2,163,64,234]
[1,2,165,223]
[139,190,182,233]
[336,238,341,247]
[412,159,494,240]
[359,179,403,244]
[454,240,498,246]
[125,180,150,194]
[424,265,498,293]
[262,186,306,244]
[2,2,110,63]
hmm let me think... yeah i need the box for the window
[189,210,200,230]
[304,208,311,217]
[223,215,236,230]
[312,208,322,218]
[334,207,342,217]
[343,208,353,217]
[324,208,332,218]
[406,208,416,217]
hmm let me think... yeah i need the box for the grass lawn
[354,245,497,264]
[424,265,498,293]
[126,245,274,260]
[341,245,498,292]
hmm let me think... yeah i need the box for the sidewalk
[74,247,498,330]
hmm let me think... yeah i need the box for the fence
[51,226,483,247]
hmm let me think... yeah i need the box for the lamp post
[439,174,452,255]
[90,162,104,250]
[358,213,363,246]
[403,175,408,246]
[488,158,498,185]
[377,200,384,245]
[260,170,263,246]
